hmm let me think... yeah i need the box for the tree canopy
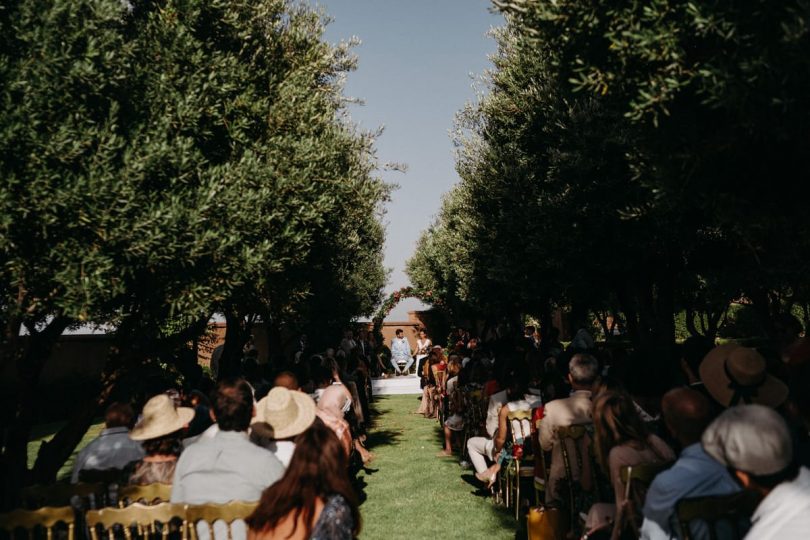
[0,0,387,494]
[409,0,810,347]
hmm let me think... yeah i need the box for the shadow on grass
[364,428,404,451]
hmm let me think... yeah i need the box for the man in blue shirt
[390,328,413,375]
[641,388,740,540]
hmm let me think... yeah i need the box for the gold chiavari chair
[0,506,76,540]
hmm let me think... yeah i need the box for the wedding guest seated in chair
[128,394,194,485]
[71,402,145,484]
[538,353,598,503]
[701,405,810,540]
[171,378,284,505]
[640,388,740,540]
[584,391,674,539]
[251,387,317,469]
[247,420,360,540]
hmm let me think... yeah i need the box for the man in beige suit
[539,353,598,502]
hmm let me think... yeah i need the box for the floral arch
[371,286,446,336]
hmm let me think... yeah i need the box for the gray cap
[702,404,793,476]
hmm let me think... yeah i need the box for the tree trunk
[28,314,211,485]
[29,366,119,484]
[685,307,700,337]
[219,310,246,379]
[1,316,71,509]
[617,283,640,345]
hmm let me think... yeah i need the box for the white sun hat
[130,394,195,441]
[252,387,317,440]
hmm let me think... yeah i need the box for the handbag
[527,506,567,540]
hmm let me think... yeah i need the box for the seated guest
[185,390,214,438]
[699,344,788,409]
[316,385,353,457]
[640,388,740,540]
[128,394,194,485]
[470,362,542,486]
[439,358,464,457]
[247,420,360,540]
[274,371,300,391]
[251,387,317,468]
[539,353,598,503]
[171,378,284,504]
[702,405,810,540]
[416,349,444,418]
[71,402,144,483]
[585,391,675,539]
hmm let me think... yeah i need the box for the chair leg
[515,462,521,520]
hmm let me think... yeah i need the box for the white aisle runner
[371,374,421,395]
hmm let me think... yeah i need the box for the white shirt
[71,427,144,483]
[262,440,296,468]
[182,423,219,448]
[745,466,810,540]
[485,390,508,437]
[171,430,284,504]
[416,338,431,358]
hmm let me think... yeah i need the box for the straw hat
[130,394,195,441]
[699,344,788,408]
[252,387,316,440]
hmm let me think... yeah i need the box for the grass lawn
[357,395,518,540]
[27,419,105,481]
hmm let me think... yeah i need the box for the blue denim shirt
[390,337,411,361]
[71,427,144,483]
[641,443,740,540]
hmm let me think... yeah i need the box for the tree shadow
[364,428,403,451]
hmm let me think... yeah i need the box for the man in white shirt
[702,404,810,540]
[390,329,413,375]
[71,403,144,483]
[172,378,284,540]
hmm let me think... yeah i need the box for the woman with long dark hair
[585,391,674,539]
[247,419,360,540]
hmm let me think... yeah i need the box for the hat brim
[130,407,195,441]
[699,345,788,408]
[252,391,317,440]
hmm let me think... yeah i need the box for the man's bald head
[662,388,712,446]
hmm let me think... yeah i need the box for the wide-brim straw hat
[252,387,316,440]
[699,343,788,408]
[130,394,195,441]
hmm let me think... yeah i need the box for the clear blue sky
[317,0,501,320]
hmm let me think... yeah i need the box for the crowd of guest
[68,331,382,540]
[420,321,810,540]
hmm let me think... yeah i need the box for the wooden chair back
[507,410,533,444]
[118,484,173,507]
[21,483,105,509]
[676,491,760,540]
[0,506,76,540]
[86,502,187,540]
[554,424,597,529]
[619,462,671,537]
[620,462,669,501]
[185,502,258,540]
[462,389,486,432]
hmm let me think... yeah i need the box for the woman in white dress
[415,330,432,385]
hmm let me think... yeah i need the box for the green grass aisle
[357,395,516,540]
